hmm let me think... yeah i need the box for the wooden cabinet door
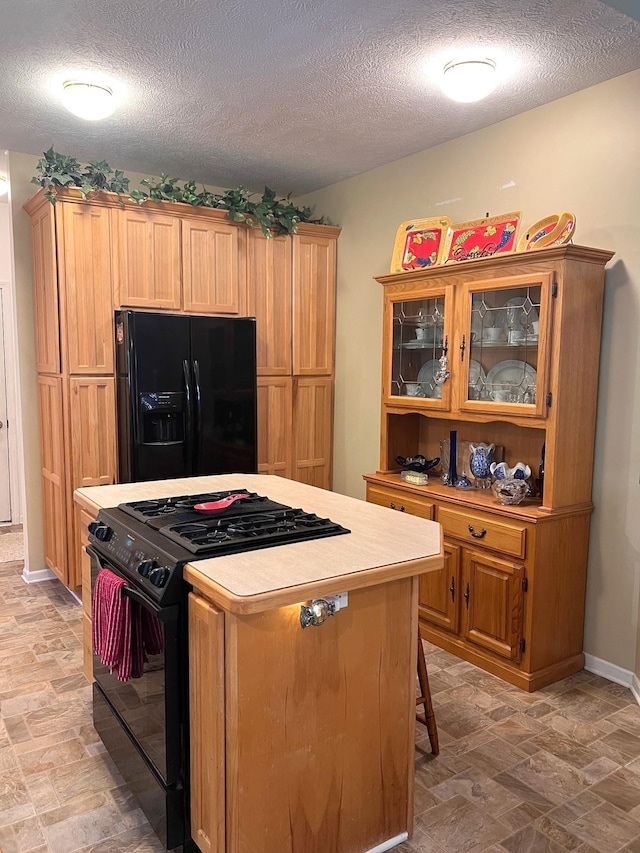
[37,376,68,584]
[257,377,293,478]
[59,203,114,374]
[292,234,336,376]
[462,548,525,661]
[115,208,181,309]
[293,377,333,489]
[246,230,292,375]
[182,218,239,315]
[419,541,461,634]
[31,202,60,373]
[67,377,117,489]
[189,593,225,853]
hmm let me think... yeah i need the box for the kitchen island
[75,474,443,853]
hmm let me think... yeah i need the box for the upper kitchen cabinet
[28,199,59,374]
[25,191,114,375]
[246,229,292,375]
[182,217,241,315]
[114,204,242,314]
[292,229,338,376]
[114,206,182,310]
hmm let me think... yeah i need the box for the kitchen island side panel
[224,577,416,853]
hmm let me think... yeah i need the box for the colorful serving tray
[517,212,576,252]
[390,216,452,273]
[444,212,521,264]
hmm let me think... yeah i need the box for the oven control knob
[89,522,112,542]
[149,567,169,588]
[137,559,157,578]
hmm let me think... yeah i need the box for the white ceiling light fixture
[62,81,116,121]
[0,175,7,196]
[441,58,497,103]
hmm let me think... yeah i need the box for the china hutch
[24,188,339,594]
[364,244,613,691]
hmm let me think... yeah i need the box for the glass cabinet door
[459,274,553,417]
[389,293,450,404]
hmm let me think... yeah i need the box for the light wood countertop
[75,475,443,613]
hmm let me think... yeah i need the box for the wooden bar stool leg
[416,637,439,755]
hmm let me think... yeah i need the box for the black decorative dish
[395,454,440,473]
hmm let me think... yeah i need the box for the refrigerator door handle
[182,359,194,473]
[193,359,203,472]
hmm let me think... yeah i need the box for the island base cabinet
[190,578,418,853]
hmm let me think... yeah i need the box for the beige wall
[299,69,640,674]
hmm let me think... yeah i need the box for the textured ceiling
[0,0,639,195]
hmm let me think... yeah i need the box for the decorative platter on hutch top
[444,212,521,264]
[390,216,453,273]
[516,212,576,252]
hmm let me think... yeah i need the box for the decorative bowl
[492,477,528,505]
[396,454,440,473]
[490,461,531,480]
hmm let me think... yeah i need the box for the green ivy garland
[31,147,327,238]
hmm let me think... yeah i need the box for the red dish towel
[92,568,133,682]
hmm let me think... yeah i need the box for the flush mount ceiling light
[441,58,497,103]
[0,175,7,196]
[62,81,115,120]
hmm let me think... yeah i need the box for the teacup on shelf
[482,326,506,342]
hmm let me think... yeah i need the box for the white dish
[486,360,537,400]
[417,359,443,398]
[403,339,434,349]
[468,359,486,387]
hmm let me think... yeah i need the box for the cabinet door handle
[389,502,405,512]
[464,582,470,609]
[468,524,487,539]
[460,333,466,362]
[450,576,455,602]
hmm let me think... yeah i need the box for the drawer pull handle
[464,582,470,608]
[450,576,455,602]
[468,524,487,539]
[389,503,405,512]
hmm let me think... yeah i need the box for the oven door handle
[122,586,179,622]
[87,545,179,622]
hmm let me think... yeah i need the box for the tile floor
[2,558,640,853]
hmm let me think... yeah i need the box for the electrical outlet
[326,592,348,612]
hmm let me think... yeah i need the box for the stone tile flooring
[2,558,640,852]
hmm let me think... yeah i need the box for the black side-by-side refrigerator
[115,310,257,483]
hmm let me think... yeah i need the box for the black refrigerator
[115,310,257,483]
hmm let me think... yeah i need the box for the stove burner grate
[161,505,351,555]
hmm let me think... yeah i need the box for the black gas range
[89,489,350,606]
[88,488,350,851]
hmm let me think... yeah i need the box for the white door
[0,290,11,521]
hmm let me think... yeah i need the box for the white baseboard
[366,834,409,853]
[22,565,56,583]
[584,653,633,688]
[631,674,640,708]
